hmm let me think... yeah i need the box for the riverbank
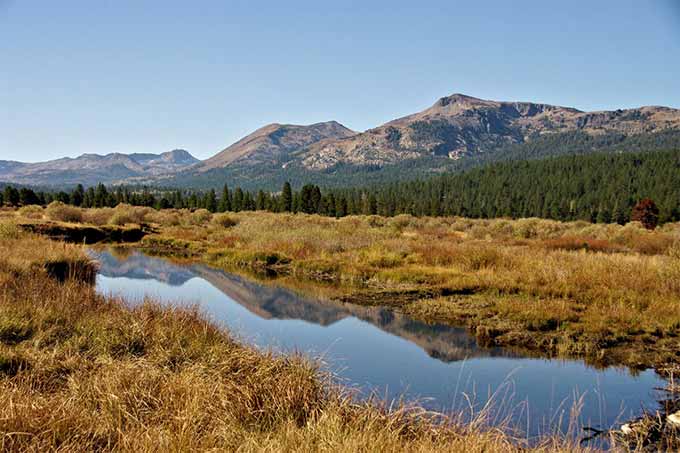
[0,219,600,451]
[5,205,680,372]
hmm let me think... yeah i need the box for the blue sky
[1,0,679,162]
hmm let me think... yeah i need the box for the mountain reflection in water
[91,248,666,438]
[93,248,514,363]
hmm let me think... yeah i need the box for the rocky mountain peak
[198,121,356,171]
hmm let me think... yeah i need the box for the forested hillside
[167,129,680,191]
[339,148,680,223]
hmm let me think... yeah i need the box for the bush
[632,234,675,255]
[45,202,83,223]
[388,214,417,231]
[459,244,506,271]
[212,213,239,228]
[189,209,212,225]
[631,198,660,230]
[513,218,539,239]
[146,209,181,226]
[108,204,152,226]
[82,208,114,225]
[18,205,44,220]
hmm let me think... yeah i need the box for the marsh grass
[0,229,599,452]
[165,212,680,369]
[0,220,96,282]
[45,201,83,223]
[10,209,680,369]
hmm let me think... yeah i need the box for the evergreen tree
[205,189,218,212]
[612,201,627,225]
[232,188,244,212]
[94,183,108,208]
[218,184,232,212]
[83,187,95,208]
[3,186,19,206]
[256,190,266,210]
[281,181,293,212]
[70,184,85,207]
[19,188,39,206]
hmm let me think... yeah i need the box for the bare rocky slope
[297,93,680,170]
[198,121,357,171]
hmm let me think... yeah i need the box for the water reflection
[91,248,666,438]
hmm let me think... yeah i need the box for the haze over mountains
[3,93,680,189]
[0,149,198,187]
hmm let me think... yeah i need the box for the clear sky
[1,0,679,162]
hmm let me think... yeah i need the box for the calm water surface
[90,248,666,439]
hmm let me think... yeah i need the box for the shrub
[459,245,505,270]
[388,214,417,231]
[107,205,152,226]
[632,198,660,230]
[489,219,514,237]
[469,225,491,240]
[18,205,44,220]
[82,208,114,225]
[366,215,386,228]
[189,209,212,226]
[632,234,675,255]
[146,209,181,226]
[108,211,132,226]
[45,202,83,223]
[212,213,239,228]
[513,218,539,239]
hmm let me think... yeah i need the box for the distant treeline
[2,149,679,223]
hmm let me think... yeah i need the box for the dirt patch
[336,288,445,307]
[20,222,151,244]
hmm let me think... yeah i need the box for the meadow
[0,216,616,452]
[5,203,680,371]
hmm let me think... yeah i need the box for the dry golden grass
[17,204,44,220]
[0,228,598,452]
[0,219,96,282]
[133,211,680,369]
[45,201,83,223]
[9,208,680,368]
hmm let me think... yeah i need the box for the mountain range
[3,93,680,189]
[0,149,198,187]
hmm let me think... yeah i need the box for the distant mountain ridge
[0,149,198,186]
[167,93,680,190]
[297,93,680,170]
[3,93,680,189]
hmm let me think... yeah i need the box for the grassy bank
[6,204,680,370]
[0,221,598,451]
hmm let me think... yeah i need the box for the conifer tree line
[2,149,679,224]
